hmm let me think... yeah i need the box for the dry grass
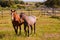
[0,10,60,40]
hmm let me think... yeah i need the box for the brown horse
[20,13,36,37]
[11,10,24,35]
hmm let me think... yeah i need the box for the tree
[35,2,43,7]
[14,0,19,4]
[44,0,60,8]
[19,1,24,4]
[0,0,16,7]
[0,0,10,7]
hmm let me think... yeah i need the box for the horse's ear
[11,9,16,12]
[11,10,12,12]
[14,10,16,12]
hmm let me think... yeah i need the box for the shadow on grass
[0,33,5,39]
[50,16,60,20]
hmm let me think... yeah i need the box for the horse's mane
[20,12,25,15]
[20,12,27,17]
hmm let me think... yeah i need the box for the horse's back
[28,16,36,24]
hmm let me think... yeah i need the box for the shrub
[0,6,2,11]
[10,5,18,9]
[50,16,60,19]
[17,5,25,9]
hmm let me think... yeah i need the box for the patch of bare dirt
[0,27,13,31]
[44,33,60,38]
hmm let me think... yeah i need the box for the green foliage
[50,16,60,19]
[0,0,16,7]
[35,2,41,7]
[0,1,10,7]
[19,1,25,4]
[17,5,25,9]
[10,5,18,9]
[0,6,2,11]
[26,8,32,11]
[45,0,60,7]
[15,0,19,4]
[0,0,25,8]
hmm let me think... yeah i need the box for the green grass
[0,10,60,40]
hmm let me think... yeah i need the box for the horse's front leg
[13,24,16,34]
[13,25,18,35]
[19,25,21,35]
[15,26,18,35]
[24,23,27,36]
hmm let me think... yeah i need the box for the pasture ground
[0,10,60,40]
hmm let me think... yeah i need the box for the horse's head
[20,12,25,18]
[11,9,16,14]
[11,9,16,12]
[20,13,24,17]
[20,13,28,20]
[11,10,17,20]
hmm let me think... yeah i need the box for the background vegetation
[0,0,60,40]
[0,10,60,40]
[0,0,60,10]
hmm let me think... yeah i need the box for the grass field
[0,10,60,40]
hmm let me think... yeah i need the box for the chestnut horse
[11,10,24,35]
[20,13,36,37]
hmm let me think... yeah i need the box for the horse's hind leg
[30,25,33,34]
[34,23,36,34]
[28,25,30,37]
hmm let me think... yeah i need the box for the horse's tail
[35,15,40,20]
[35,17,38,20]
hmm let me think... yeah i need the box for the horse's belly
[29,17,36,23]
[27,19,35,25]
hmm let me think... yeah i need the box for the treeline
[0,0,24,7]
[44,0,60,8]
[35,0,60,8]
[0,1,14,7]
[0,0,60,8]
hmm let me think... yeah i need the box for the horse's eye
[20,15,22,17]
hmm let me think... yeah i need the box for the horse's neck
[14,12,17,16]
[23,15,29,22]
[23,15,27,19]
